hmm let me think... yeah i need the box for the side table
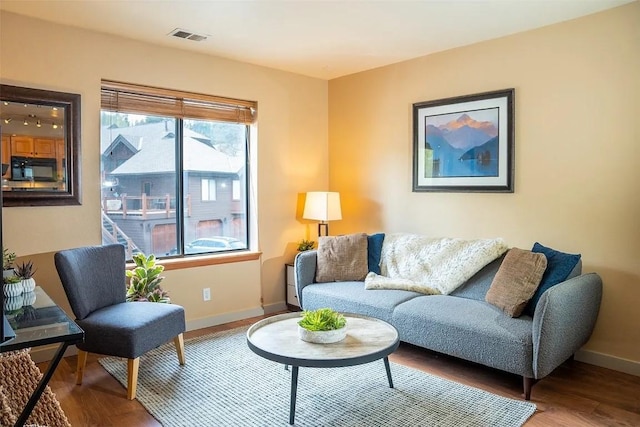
[1,286,84,427]
[285,263,300,310]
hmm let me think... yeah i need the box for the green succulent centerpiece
[126,253,170,303]
[298,308,347,344]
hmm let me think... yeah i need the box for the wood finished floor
[39,314,640,426]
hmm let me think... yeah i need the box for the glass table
[1,286,84,427]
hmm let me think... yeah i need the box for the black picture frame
[412,88,514,193]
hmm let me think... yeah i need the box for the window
[100,80,256,259]
[201,179,217,201]
[232,180,241,201]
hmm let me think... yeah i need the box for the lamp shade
[303,192,342,222]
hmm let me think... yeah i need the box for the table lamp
[303,191,342,236]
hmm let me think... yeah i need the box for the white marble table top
[247,312,399,366]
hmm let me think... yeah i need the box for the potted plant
[126,252,170,303]
[14,260,37,293]
[3,248,16,278]
[297,239,315,252]
[3,274,23,300]
[298,308,347,344]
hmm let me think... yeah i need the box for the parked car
[168,237,246,255]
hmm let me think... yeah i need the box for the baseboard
[29,306,265,363]
[263,301,287,315]
[575,349,640,377]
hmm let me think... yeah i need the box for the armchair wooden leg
[76,350,88,385]
[127,357,140,400]
[174,333,185,365]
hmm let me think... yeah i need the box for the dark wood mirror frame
[1,84,81,206]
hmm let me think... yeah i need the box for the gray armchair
[54,244,186,400]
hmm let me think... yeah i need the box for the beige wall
[0,12,328,325]
[2,4,639,372]
[329,2,640,366]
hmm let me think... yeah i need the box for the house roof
[103,122,242,175]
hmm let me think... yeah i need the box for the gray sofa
[294,249,603,400]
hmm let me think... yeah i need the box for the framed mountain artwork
[412,88,514,192]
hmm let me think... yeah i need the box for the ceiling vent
[168,28,208,42]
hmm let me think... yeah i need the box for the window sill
[127,251,261,271]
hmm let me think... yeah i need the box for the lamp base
[318,222,329,237]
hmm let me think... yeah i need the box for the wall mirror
[0,84,81,206]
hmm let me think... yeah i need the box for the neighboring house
[100,121,246,256]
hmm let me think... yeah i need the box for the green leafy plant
[298,308,346,331]
[3,275,21,285]
[14,260,36,279]
[297,239,315,252]
[125,253,170,303]
[3,248,16,271]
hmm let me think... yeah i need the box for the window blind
[100,80,257,124]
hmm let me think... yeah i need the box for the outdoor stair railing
[101,211,141,259]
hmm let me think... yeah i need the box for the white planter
[3,281,23,298]
[298,325,347,344]
[4,295,24,311]
[21,277,36,293]
[22,291,36,306]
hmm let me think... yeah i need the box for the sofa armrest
[294,250,317,309]
[532,272,602,378]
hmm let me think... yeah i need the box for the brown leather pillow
[315,233,369,282]
[486,248,547,317]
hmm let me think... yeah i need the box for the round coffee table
[246,312,399,425]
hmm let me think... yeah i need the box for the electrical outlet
[203,288,211,301]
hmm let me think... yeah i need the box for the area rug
[99,327,536,426]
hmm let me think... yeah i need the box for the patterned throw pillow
[315,233,369,282]
[486,248,547,317]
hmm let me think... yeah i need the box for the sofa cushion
[392,295,534,378]
[300,281,423,323]
[367,233,385,274]
[450,254,506,301]
[77,301,186,359]
[315,233,369,282]
[523,243,582,317]
[485,248,547,317]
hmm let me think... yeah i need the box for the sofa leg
[523,376,536,400]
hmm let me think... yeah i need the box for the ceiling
[0,0,633,80]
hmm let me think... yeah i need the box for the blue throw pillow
[523,242,581,316]
[367,233,385,275]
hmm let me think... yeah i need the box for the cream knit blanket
[364,234,508,295]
